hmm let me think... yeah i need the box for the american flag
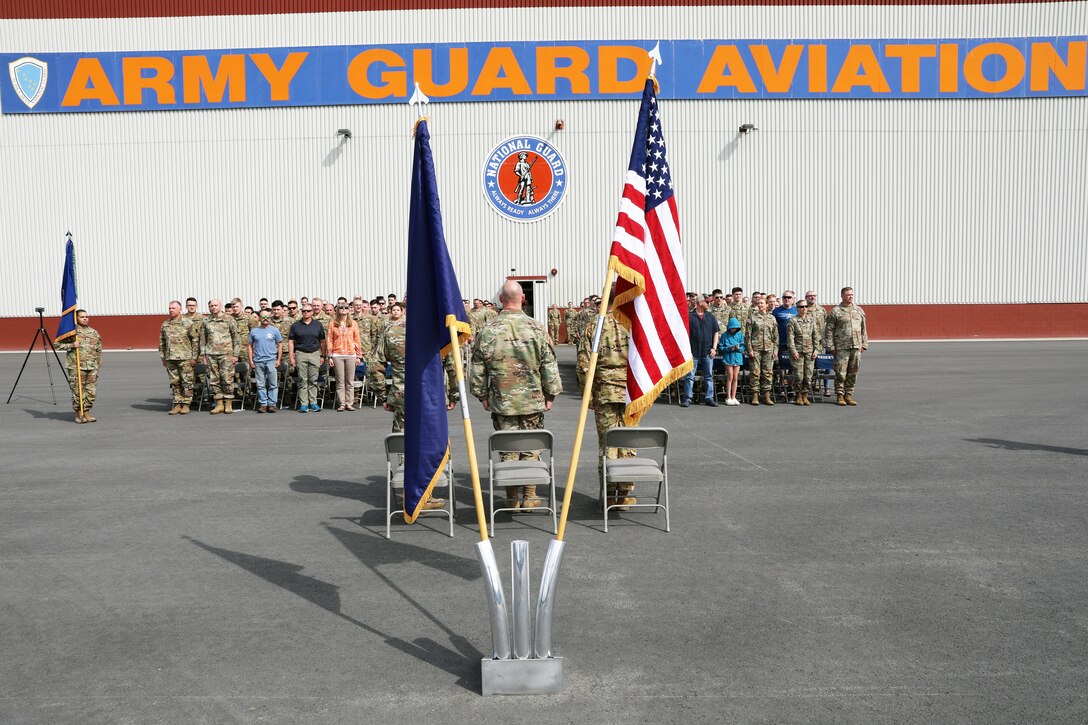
[608,78,692,425]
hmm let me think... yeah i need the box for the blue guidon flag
[403,118,472,522]
[56,236,78,344]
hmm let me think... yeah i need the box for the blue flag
[56,236,78,343]
[403,119,471,522]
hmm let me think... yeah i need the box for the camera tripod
[6,307,70,405]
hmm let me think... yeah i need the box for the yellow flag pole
[448,324,489,541]
[555,266,615,542]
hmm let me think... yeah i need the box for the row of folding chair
[382,427,671,538]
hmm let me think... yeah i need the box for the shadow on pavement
[184,534,482,692]
[290,474,382,505]
[131,397,173,411]
[965,438,1088,457]
[20,407,75,421]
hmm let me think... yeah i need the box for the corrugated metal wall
[1,2,1086,316]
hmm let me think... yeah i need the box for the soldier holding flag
[56,309,102,423]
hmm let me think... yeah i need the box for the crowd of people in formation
[552,285,868,408]
[58,280,864,511]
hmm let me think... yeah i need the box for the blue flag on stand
[56,236,78,343]
[403,118,471,522]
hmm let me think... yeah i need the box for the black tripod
[6,307,70,405]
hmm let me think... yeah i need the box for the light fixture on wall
[337,128,352,140]
[739,123,758,135]
[554,119,565,130]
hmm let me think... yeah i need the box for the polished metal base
[481,657,564,696]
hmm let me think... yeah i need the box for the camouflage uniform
[367,314,390,404]
[575,309,600,394]
[787,314,821,392]
[57,324,102,414]
[807,304,828,350]
[231,312,253,398]
[160,316,199,405]
[471,307,562,510]
[825,302,868,397]
[584,313,638,503]
[727,301,750,330]
[377,320,407,431]
[709,302,732,331]
[201,313,240,401]
[273,316,296,395]
[745,311,779,397]
[563,307,577,345]
[547,306,562,344]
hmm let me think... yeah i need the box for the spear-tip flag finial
[648,42,663,75]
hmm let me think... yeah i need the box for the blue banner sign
[3,37,1086,114]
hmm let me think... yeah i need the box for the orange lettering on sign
[472,47,532,95]
[347,49,406,99]
[885,44,936,93]
[963,42,1025,93]
[598,46,652,94]
[122,57,176,106]
[750,45,803,93]
[182,55,246,104]
[832,45,891,93]
[808,45,828,93]
[250,52,308,101]
[537,46,591,95]
[1029,41,1087,92]
[939,44,959,93]
[61,58,120,106]
[697,45,756,93]
[413,48,468,97]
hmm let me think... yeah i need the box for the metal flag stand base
[476,538,566,696]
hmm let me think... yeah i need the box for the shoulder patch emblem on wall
[481,135,568,223]
[9,57,48,109]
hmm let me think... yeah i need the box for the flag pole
[446,324,488,541]
[555,266,614,542]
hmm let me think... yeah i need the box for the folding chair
[738,355,753,403]
[315,362,331,410]
[384,433,455,539]
[599,427,670,533]
[353,362,368,408]
[814,353,835,402]
[231,362,251,412]
[192,363,212,411]
[712,358,729,402]
[487,430,557,536]
[774,351,794,403]
[275,362,293,409]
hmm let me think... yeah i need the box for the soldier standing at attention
[728,287,749,328]
[745,297,779,406]
[825,286,868,406]
[377,302,407,431]
[471,280,562,510]
[56,309,102,423]
[581,299,639,509]
[160,300,199,415]
[201,298,240,415]
[229,298,253,398]
[183,296,204,343]
[787,301,820,406]
[547,303,561,344]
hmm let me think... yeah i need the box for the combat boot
[794,393,804,406]
[83,409,96,423]
[749,395,760,406]
[74,412,85,423]
[422,497,446,510]
[223,400,233,414]
[836,394,846,406]
[210,400,225,415]
[763,392,775,406]
[505,486,522,510]
[521,485,543,509]
[169,404,182,415]
[803,391,812,406]
[844,394,857,406]
[179,404,190,415]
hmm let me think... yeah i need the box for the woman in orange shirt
[328,304,362,411]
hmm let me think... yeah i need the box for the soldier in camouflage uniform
[824,286,868,406]
[709,289,733,331]
[787,301,820,406]
[547,304,562,345]
[183,297,204,346]
[745,297,779,406]
[56,309,102,423]
[803,290,831,397]
[160,300,199,414]
[377,304,408,431]
[580,307,639,509]
[366,302,390,404]
[471,281,562,509]
[575,304,600,395]
[229,299,253,403]
[728,288,750,329]
[201,299,240,414]
[563,304,577,345]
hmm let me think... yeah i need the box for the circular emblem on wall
[481,135,569,223]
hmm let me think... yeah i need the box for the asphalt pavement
[1,341,1086,723]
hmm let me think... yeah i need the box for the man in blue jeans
[248,312,283,413]
[682,294,721,407]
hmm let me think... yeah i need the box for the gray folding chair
[487,430,557,536]
[384,433,454,539]
[599,427,670,532]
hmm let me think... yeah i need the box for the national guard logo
[9,57,48,109]
[481,135,568,223]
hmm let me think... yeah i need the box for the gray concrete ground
[1,341,1086,724]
